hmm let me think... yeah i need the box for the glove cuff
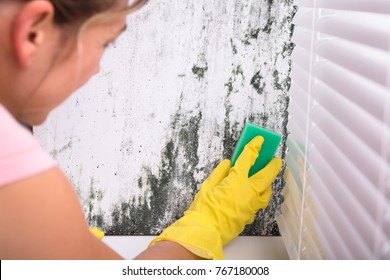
[89,227,105,240]
[149,211,224,260]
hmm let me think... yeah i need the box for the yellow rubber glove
[89,227,105,240]
[149,136,282,260]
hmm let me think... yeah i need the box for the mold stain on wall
[34,0,296,236]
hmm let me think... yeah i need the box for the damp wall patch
[34,0,296,236]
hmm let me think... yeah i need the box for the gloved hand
[149,136,282,259]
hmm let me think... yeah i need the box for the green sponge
[231,123,281,177]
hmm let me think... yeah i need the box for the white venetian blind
[277,0,390,259]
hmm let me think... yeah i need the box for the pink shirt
[0,104,56,187]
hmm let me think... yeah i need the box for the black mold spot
[225,79,234,96]
[242,27,261,45]
[225,65,245,97]
[262,17,275,34]
[177,112,202,190]
[86,178,105,229]
[230,38,238,55]
[272,69,291,91]
[192,64,208,80]
[222,97,241,159]
[282,42,295,58]
[250,71,265,94]
[248,112,269,127]
[222,119,240,159]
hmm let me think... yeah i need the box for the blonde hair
[49,0,148,26]
[0,1,147,25]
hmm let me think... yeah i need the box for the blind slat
[309,146,387,257]
[295,0,390,14]
[314,60,388,122]
[290,81,309,113]
[292,7,314,30]
[288,98,308,139]
[317,11,390,51]
[282,204,302,242]
[315,37,390,86]
[299,210,323,259]
[309,182,363,259]
[290,44,312,73]
[292,32,389,121]
[305,194,337,259]
[282,186,301,222]
[290,65,309,92]
[291,26,314,53]
[308,162,373,258]
[276,214,300,259]
[294,8,390,50]
[309,126,390,249]
[287,117,306,146]
[286,139,306,191]
[310,108,390,212]
[292,34,389,124]
[312,82,388,157]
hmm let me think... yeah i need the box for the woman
[0,0,282,259]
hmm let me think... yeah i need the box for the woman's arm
[0,167,122,259]
[135,241,202,260]
[0,166,200,259]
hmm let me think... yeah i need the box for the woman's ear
[12,0,55,68]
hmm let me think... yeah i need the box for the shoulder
[0,104,56,187]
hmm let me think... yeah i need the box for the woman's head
[0,0,147,125]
